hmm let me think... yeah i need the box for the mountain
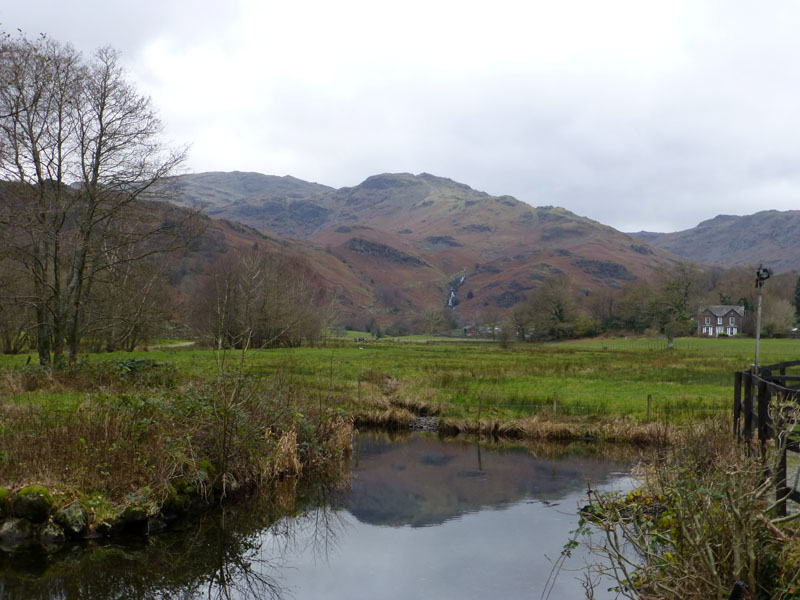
[165,214,374,327]
[166,171,335,239]
[168,171,680,325]
[631,210,800,273]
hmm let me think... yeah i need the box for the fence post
[477,391,483,424]
[743,371,753,444]
[733,371,742,438]
[647,394,652,421]
[777,437,788,517]
[757,378,770,457]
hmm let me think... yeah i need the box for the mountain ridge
[630,209,800,273]
[163,171,681,325]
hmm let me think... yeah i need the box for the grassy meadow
[0,334,798,543]
[3,334,796,423]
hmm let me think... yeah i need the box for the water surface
[1,433,632,599]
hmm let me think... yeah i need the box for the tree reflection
[0,477,348,600]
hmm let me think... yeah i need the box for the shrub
[579,418,800,599]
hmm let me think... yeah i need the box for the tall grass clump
[578,416,800,599]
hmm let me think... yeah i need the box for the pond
[1,432,633,599]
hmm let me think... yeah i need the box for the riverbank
[577,418,800,599]
[0,359,353,548]
[0,346,674,548]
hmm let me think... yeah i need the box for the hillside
[169,215,373,326]
[166,171,335,239]
[631,210,800,274]
[168,171,681,326]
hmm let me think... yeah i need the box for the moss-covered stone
[172,476,199,496]
[146,517,167,536]
[120,505,148,524]
[54,501,87,537]
[161,485,190,515]
[197,459,217,482]
[0,517,33,544]
[39,521,66,545]
[13,485,54,523]
[95,517,123,537]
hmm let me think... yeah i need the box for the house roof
[698,305,746,317]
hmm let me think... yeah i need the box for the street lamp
[754,264,771,374]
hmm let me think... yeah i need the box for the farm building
[697,305,746,337]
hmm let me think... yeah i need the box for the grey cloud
[4,1,800,233]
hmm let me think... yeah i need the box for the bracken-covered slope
[166,215,373,326]
[631,210,800,274]
[170,171,680,324]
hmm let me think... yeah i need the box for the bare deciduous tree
[0,32,194,365]
[192,247,335,350]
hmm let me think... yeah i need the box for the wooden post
[743,371,753,444]
[733,371,742,439]
[647,394,652,421]
[477,391,483,425]
[762,369,773,440]
[757,379,770,457]
[777,436,788,517]
[553,391,557,413]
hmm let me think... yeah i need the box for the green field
[4,335,796,422]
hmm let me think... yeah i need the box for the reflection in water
[0,478,347,600]
[347,433,628,527]
[0,433,631,600]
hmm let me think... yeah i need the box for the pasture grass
[3,335,791,423]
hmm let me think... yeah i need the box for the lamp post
[754,264,771,375]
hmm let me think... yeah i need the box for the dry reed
[439,414,677,445]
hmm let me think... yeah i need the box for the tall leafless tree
[192,246,335,350]
[0,32,193,365]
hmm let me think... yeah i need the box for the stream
[0,432,633,599]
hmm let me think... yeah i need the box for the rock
[121,505,148,523]
[0,517,33,544]
[161,485,190,516]
[39,521,66,545]
[54,501,88,537]
[146,517,167,536]
[95,517,123,537]
[197,459,218,483]
[411,416,440,432]
[13,485,54,523]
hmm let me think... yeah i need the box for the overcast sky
[3,1,799,232]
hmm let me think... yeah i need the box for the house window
[729,317,736,325]
[704,317,711,325]
[717,317,723,325]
